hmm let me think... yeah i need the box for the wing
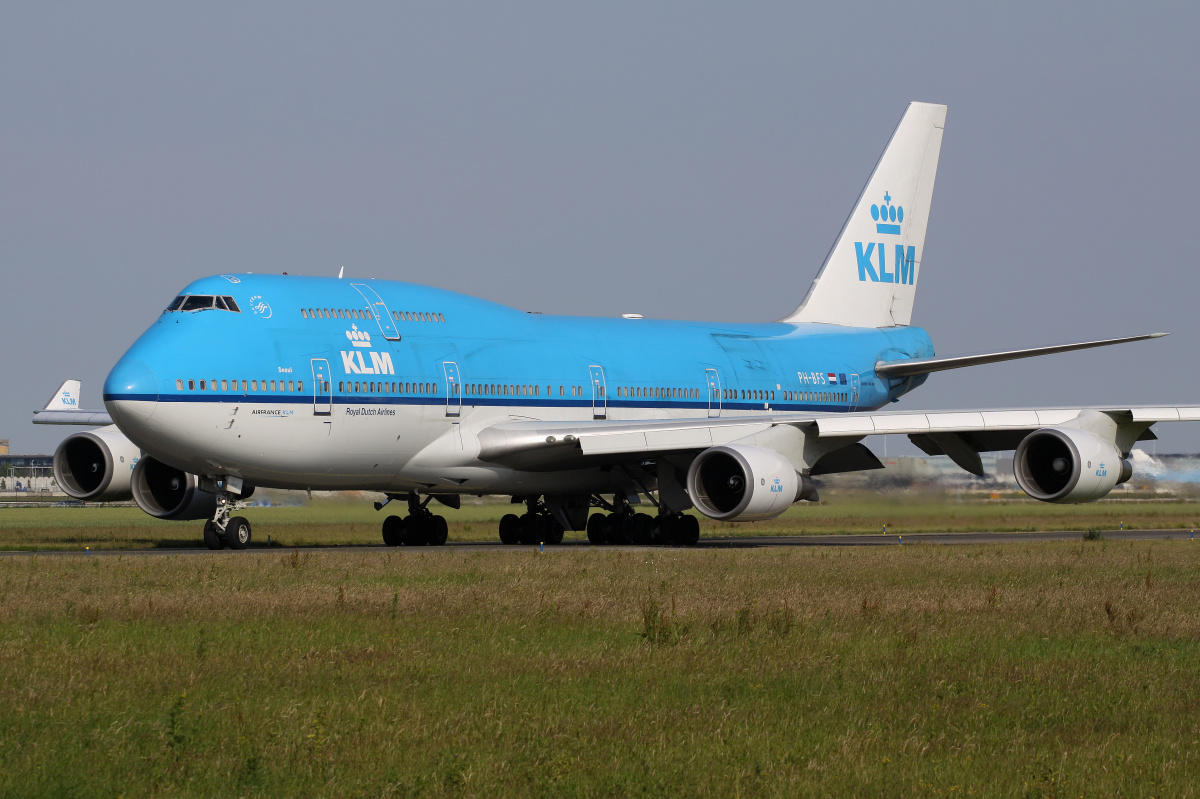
[476,405,1200,475]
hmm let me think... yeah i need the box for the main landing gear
[203,478,252,550]
[378,493,449,547]
[584,509,699,546]
[498,498,565,546]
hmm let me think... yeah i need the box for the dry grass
[2,541,1200,796]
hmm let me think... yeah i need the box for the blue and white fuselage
[104,273,932,494]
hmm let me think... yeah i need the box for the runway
[2,528,1195,557]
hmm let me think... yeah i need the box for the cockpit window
[166,294,243,313]
[181,295,214,311]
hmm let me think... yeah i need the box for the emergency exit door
[310,359,332,415]
[705,368,722,418]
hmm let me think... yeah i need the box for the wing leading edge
[475,405,1200,474]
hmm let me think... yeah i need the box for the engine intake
[686,444,814,521]
[52,425,141,502]
[1013,427,1131,504]
[131,456,216,520]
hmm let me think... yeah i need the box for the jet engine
[686,444,815,521]
[52,425,141,502]
[131,456,217,520]
[1013,427,1132,504]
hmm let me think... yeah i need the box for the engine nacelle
[1013,427,1132,504]
[52,425,141,502]
[131,456,217,520]
[686,444,814,521]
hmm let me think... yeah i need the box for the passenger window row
[390,311,444,323]
[339,381,437,395]
[303,307,372,320]
[617,386,700,399]
[177,378,303,392]
[166,295,241,313]
[781,390,847,403]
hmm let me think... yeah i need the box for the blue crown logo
[870,191,903,235]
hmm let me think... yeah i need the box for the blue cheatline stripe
[106,392,853,413]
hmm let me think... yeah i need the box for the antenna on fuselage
[338,266,344,279]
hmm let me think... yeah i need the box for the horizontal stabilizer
[875,333,1167,378]
[33,410,114,426]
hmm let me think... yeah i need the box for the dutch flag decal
[827,372,837,384]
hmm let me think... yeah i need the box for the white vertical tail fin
[784,101,946,328]
[44,379,82,411]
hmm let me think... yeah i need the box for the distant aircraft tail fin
[783,101,946,328]
[34,380,113,425]
[44,379,82,411]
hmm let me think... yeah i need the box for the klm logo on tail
[856,191,915,285]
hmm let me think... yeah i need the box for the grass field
[2,540,1200,796]
[1,491,1199,550]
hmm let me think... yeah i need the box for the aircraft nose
[103,357,159,425]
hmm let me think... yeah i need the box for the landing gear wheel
[226,517,252,550]
[518,513,544,545]
[382,515,403,547]
[427,515,449,546]
[680,515,700,546]
[499,513,520,545]
[630,513,654,545]
[605,513,630,545]
[203,520,224,550]
[586,513,606,545]
[402,515,427,546]
[546,518,565,545]
[657,515,679,545]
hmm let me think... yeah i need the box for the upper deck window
[166,295,242,313]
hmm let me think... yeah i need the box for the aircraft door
[443,361,462,417]
[311,359,332,415]
[705,368,722,418]
[849,373,860,410]
[589,365,607,419]
[350,283,401,340]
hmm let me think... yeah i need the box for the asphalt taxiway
[2,528,1195,557]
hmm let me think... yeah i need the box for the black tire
[402,515,427,546]
[547,517,565,545]
[382,515,403,547]
[226,516,251,550]
[585,513,606,545]
[499,513,520,545]
[517,513,540,545]
[605,513,629,545]
[657,515,679,545]
[428,515,449,546]
[202,520,224,550]
[630,513,654,545]
[680,515,700,546]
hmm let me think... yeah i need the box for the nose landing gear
[202,477,252,550]
[378,493,449,547]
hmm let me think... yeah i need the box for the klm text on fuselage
[856,243,916,284]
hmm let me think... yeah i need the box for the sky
[2,2,1198,458]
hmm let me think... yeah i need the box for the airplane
[34,101,1199,550]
